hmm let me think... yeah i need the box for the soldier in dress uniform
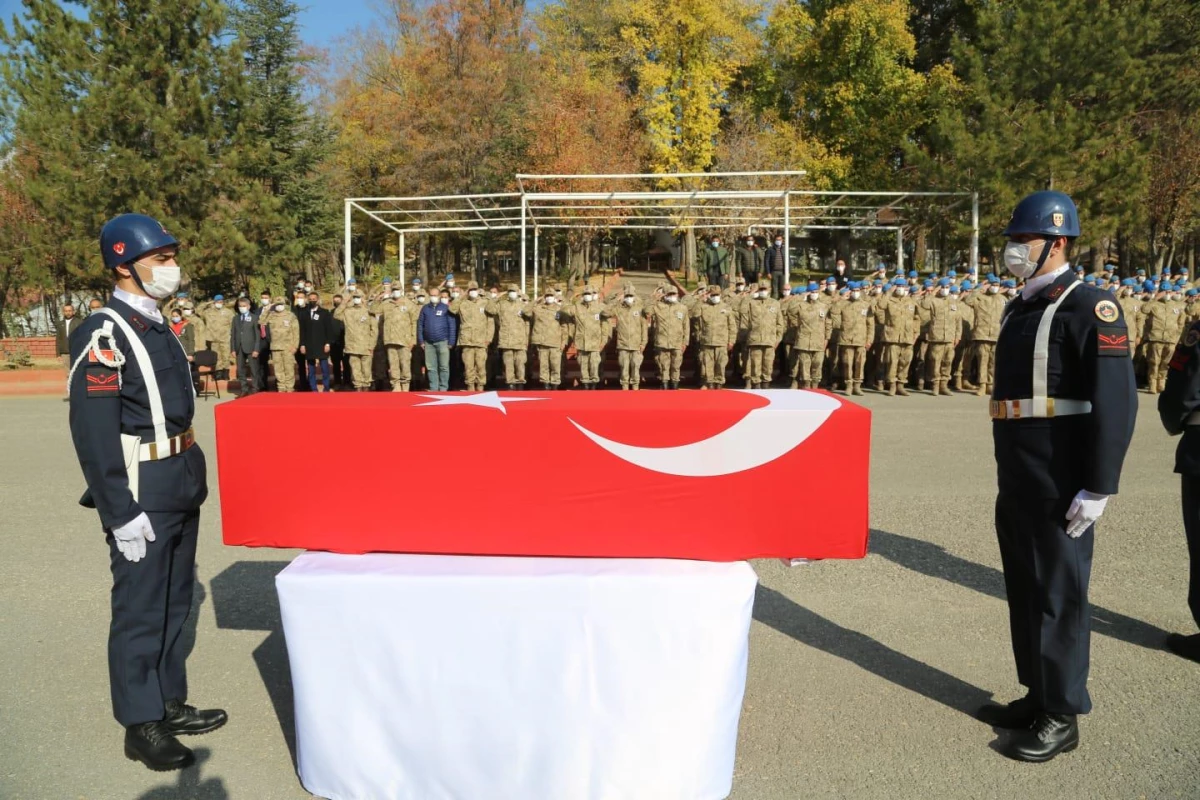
[1156,320,1200,664]
[977,192,1136,762]
[66,214,226,772]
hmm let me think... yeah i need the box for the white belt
[990,398,1093,420]
[137,428,196,461]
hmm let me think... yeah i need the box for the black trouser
[235,351,261,396]
[330,343,345,385]
[256,349,270,391]
[995,494,1094,715]
[771,272,785,299]
[1181,475,1200,630]
[106,508,200,726]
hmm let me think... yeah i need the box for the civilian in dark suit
[330,294,347,388]
[230,299,266,398]
[57,304,80,364]
[298,291,334,392]
[255,292,273,392]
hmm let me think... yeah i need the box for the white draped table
[276,552,758,800]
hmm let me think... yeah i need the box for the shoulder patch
[1096,325,1130,357]
[1094,300,1119,323]
[84,366,120,398]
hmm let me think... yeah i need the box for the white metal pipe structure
[520,195,527,294]
[897,228,905,274]
[399,232,406,286]
[783,191,791,287]
[533,227,539,298]
[970,192,980,278]
[343,200,353,283]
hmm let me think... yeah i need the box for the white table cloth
[276,552,758,800]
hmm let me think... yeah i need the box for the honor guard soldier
[978,192,1136,761]
[1156,320,1200,663]
[66,214,227,772]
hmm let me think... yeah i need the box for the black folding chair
[192,349,221,400]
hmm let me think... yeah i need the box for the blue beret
[947,270,957,277]
[1145,281,1158,291]
[1183,268,1191,275]
[949,285,960,294]
[826,276,836,284]
[908,270,917,278]
[873,279,883,286]
[382,277,392,284]
[213,294,224,301]
[1002,279,1016,288]
[807,281,819,291]
[923,279,934,288]
[1083,275,1096,283]
[938,277,951,287]
[962,281,974,290]
[1189,289,1199,297]
[892,277,906,286]
[176,291,188,298]
[1137,269,1146,276]
[987,273,998,282]
[412,277,423,284]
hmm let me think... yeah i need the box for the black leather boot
[1166,632,1200,663]
[125,721,195,771]
[163,699,228,736]
[1002,713,1079,763]
[976,694,1039,729]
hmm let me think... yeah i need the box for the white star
[412,391,546,415]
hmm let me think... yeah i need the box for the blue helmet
[99,213,179,271]
[1003,191,1080,238]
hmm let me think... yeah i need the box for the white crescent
[567,389,842,477]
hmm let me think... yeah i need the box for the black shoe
[124,721,195,771]
[163,699,228,736]
[1166,632,1200,663]
[1002,713,1079,763]
[977,694,1039,729]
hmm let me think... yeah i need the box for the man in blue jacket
[419,287,458,391]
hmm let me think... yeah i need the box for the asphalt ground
[0,391,1197,800]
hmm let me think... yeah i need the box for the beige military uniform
[201,302,234,372]
[487,288,531,386]
[1119,294,1142,361]
[336,294,378,390]
[450,286,491,391]
[951,295,975,390]
[604,290,648,389]
[875,292,921,395]
[563,295,608,388]
[1143,298,1185,393]
[785,298,831,389]
[919,294,963,396]
[260,302,299,392]
[649,297,689,387]
[967,290,1006,395]
[690,298,738,387]
[744,289,783,388]
[530,299,566,388]
[371,295,418,391]
[832,297,874,395]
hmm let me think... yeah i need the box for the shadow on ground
[136,748,228,799]
[210,561,296,768]
[869,528,1170,650]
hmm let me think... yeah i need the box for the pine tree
[0,0,248,292]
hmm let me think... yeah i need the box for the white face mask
[775,240,783,247]
[392,290,403,299]
[545,296,555,304]
[988,286,999,294]
[583,293,594,303]
[895,288,908,297]
[851,291,861,300]
[1003,240,1048,279]
[213,302,224,310]
[260,297,271,306]
[130,262,181,299]
[507,291,518,300]
[183,309,193,316]
[490,292,498,300]
[709,295,721,305]
[418,296,428,304]
[446,280,455,288]
[440,297,449,305]
[352,297,362,305]
[296,299,307,308]
[468,289,478,299]
[807,293,817,302]
[938,288,949,297]
[274,303,285,311]
[452,291,460,299]
[238,305,250,314]
[665,295,678,304]
[623,296,635,306]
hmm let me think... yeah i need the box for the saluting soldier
[66,214,226,772]
[979,192,1136,762]
[1156,319,1200,664]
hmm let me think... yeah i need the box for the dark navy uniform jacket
[68,297,208,530]
[992,270,1137,499]
[1159,320,1200,475]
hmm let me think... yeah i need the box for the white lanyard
[1030,281,1080,417]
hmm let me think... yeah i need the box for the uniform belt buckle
[1045,397,1055,418]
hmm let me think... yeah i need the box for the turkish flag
[215,390,871,561]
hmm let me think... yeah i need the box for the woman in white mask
[979,190,1137,764]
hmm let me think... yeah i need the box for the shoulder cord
[65,321,126,392]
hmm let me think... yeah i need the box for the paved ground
[1,391,1197,799]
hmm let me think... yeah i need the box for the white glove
[779,558,812,567]
[112,512,156,562]
[1065,490,1109,539]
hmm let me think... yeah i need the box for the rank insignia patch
[1097,326,1129,357]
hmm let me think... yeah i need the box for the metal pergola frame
[344,171,978,293]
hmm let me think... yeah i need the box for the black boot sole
[1005,736,1079,763]
[125,744,195,771]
